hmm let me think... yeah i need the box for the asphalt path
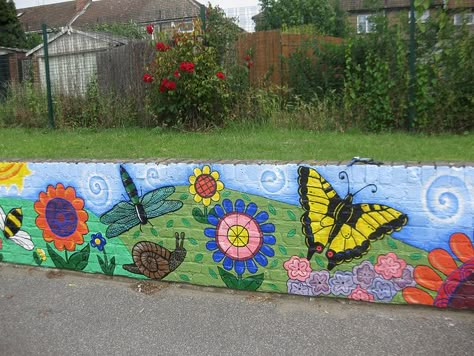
[0,263,472,356]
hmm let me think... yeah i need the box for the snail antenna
[175,232,180,248]
[180,232,185,248]
[353,184,378,197]
[338,171,350,196]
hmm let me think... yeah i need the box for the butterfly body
[0,206,34,250]
[298,166,408,270]
[100,165,183,238]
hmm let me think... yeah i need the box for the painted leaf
[287,210,297,221]
[278,245,288,256]
[46,244,68,269]
[68,244,90,271]
[241,193,251,202]
[410,253,423,260]
[387,239,398,249]
[97,255,106,273]
[270,259,279,269]
[0,253,3,262]
[180,193,189,200]
[217,267,264,291]
[314,255,325,268]
[107,257,116,275]
[33,251,42,266]
[222,191,231,197]
[180,274,190,282]
[150,227,159,237]
[287,229,296,238]
[166,220,174,228]
[181,218,191,227]
[208,268,219,280]
[188,238,198,246]
[268,283,280,291]
[369,255,376,265]
[192,207,207,224]
[133,230,140,239]
[194,253,204,262]
[268,204,277,216]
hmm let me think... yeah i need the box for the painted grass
[0,127,472,162]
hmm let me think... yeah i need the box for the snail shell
[132,241,172,279]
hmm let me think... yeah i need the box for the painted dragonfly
[100,165,183,238]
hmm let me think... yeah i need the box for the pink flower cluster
[283,252,415,303]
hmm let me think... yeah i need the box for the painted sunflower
[403,232,474,309]
[34,183,89,251]
[189,165,224,207]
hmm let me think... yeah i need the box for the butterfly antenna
[338,171,350,196]
[353,184,378,197]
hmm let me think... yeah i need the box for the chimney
[76,0,90,11]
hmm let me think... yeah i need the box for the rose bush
[143,19,231,129]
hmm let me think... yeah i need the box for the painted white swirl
[424,175,469,223]
[146,167,160,187]
[88,175,110,207]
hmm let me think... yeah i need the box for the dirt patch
[131,281,168,295]
[46,270,65,279]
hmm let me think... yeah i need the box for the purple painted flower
[352,260,378,289]
[329,271,356,296]
[392,265,416,291]
[368,277,397,302]
[306,270,331,296]
[287,280,313,296]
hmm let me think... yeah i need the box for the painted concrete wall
[0,161,472,309]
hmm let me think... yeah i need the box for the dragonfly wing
[105,214,141,238]
[9,231,34,250]
[100,201,136,224]
[144,200,183,219]
[141,186,176,206]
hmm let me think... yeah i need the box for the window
[357,14,376,33]
[454,13,474,26]
[408,10,430,23]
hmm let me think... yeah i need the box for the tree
[0,0,26,48]
[256,0,346,36]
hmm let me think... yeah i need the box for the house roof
[0,46,28,54]
[340,0,473,11]
[17,1,78,32]
[74,0,202,27]
[17,0,204,33]
[26,27,129,57]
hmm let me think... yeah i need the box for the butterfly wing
[325,203,408,270]
[298,166,342,260]
[100,201,140,238]
[142,186,183,220]
[9,230,34,250]
[0,206,5,231]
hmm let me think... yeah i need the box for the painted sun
[0,162,32,192]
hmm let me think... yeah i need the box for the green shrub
[144,20,231,130]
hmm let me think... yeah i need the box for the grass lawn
[1,127,473,162]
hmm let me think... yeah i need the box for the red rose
[166,80,177,91]
[143,73,153,83]
[216,71,225,80]
[179,61,195,73]
[146,24,154,35]
[174,70,180,78]
[246,61,254,69]
[160,78,176,92]
[244,55,251,61]
[159,78,168,92]
[156,42,170,52]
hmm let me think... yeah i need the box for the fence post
[41,23,55,129]
[407,0,416,132]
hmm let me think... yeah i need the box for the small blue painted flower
[90,232,107,252]
[205,199,276,275]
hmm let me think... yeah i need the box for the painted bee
[0,205,34,250]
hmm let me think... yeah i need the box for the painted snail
[123,232,186,279]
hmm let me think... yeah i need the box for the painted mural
[0,161,473,309]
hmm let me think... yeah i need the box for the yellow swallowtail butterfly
[298,166,408,270]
